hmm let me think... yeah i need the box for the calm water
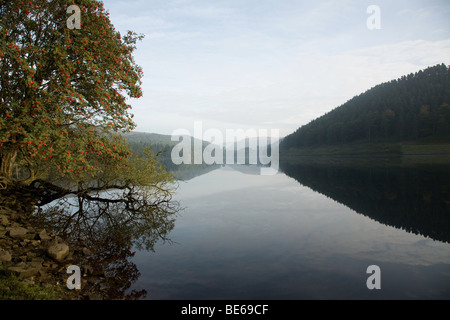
[128,161,450,300]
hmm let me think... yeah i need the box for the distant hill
[125,131,210,155]
[125,131,278,179]
[124,132,176,170]
[123,131,221,180]
[125,131,278,168]
[125,132,177,147]
[280,63,450,154]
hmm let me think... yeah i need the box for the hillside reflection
[280,158,450,243]
[33,192,181,300]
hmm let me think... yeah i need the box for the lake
[127,159,450,300]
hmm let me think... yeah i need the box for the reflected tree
[280,158,450,243]
[33,184,180,300]
[31,148,181,300]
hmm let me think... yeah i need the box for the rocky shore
[0,205,108,300]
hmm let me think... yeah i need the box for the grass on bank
[0,266,61,300]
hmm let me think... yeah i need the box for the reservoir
[128,160,450,300]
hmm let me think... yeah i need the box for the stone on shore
[8,226,29,239]
[47,238,70,262]
[0,215,9,226]
[38,229,52,241]
[0,249,12,262]
[7,262,42,278]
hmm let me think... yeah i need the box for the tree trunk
[0,149,18,189]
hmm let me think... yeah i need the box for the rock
[82,264,94,275]
[38,229,52,241]
[7,264,42,278]
[29,260,43,269]
[99,282,110,291]
[0,250,12,262]
[8,226,29,239]
[47,238,70,262]
[43,261,59,269]
[89,293,103,300]
[0,215,9,226]
[82,247,93,257]
[37,269,52,282]
[32,257,45,264]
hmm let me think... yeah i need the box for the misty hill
[126,131,278,167]
[124,132,176,170]
[124,131,221,180]
[280,63,450,153]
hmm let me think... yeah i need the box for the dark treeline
[281,64,450,150]
[280,160,450,243]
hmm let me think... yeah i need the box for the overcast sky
[104,0,450,138]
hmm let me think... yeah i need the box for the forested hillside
[281,64,450,150]
[125,132,221,180]
[125,132,177,170]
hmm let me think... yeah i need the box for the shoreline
[0,203,107,300]
[280,141,450,165]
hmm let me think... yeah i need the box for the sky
[103,0,450,138]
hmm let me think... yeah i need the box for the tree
[0,0,143,191]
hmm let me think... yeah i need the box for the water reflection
[125,163,450,300]
[33,190,181,300]
[32,158,450,300]
[280,157,450,243]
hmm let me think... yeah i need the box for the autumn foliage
[0,0,143,188]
